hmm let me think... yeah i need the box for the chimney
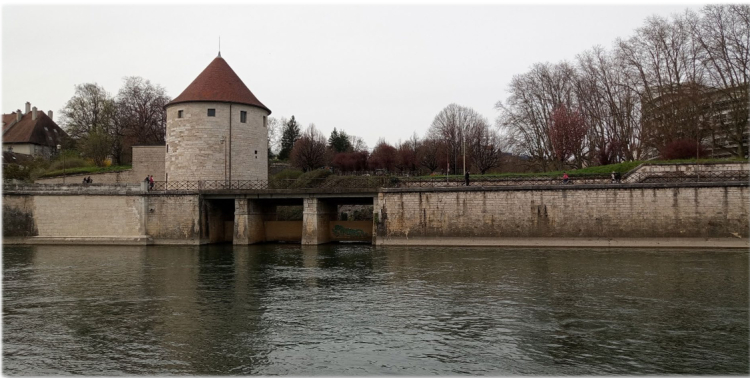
[32,106,37,120]
[25,102,30,114]
[48,110,53,120]
[16,110,21,122]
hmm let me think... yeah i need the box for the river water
[3,244,748,375]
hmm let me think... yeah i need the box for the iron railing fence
[144,170,748,192]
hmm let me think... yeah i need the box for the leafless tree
[470,121,502,174]
[417,137,444,173]
[290,124,329,171]
[428,104,486,174]
[368,139,398,171]
[689,5,750,157]
[616,12,708,154]
[575,46,643,163]
[348,134,369,152]
[114,77,171,164]
[496,62,578,171]
[549,106,588,169]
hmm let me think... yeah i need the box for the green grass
[410,157,747,180]
[39,165,132,178]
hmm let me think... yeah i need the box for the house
[2,102,68,159]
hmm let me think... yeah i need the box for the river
[3,244,748,375]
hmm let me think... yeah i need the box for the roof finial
[218,36,221,58]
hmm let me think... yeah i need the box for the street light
[56,144,64,184]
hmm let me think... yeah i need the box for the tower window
[240,111,247,123]
[263,116,267,127]
[207,109,215,117]
[178,110,183,118]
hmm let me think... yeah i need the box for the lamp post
[462,124,466,176]
[56,144,64,184]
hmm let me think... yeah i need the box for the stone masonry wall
[145,194,202,243]
[131,146,166,182]
[31,195,146,237]
[165,102,269,182]
[2,195,37,237]
[35,170,132,184]
[377,185,749,240]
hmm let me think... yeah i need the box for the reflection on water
[3,244,748,375]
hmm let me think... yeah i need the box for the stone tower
[164,55,271,182]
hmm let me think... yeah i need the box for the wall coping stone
[379,181,749,194]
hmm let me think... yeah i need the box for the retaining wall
[376,183,749,245]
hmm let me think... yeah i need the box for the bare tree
[417,137,444,174]
[348,135,368,152]
[576,46,643,164]
[496,62,578,171]
[470,122,503,174]
[290,124,329,171]
[690,5,750,157]
[549,106,588,169]
[616,13,708,154]
[368,139,398,172]
[428,104,486,174]
[114,76,171,164]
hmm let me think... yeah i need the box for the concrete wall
[145,194,202,244]
[376,185,749,243]
[165,102,269,182]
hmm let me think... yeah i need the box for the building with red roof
[2,102,67,159]
[164,54,271,182]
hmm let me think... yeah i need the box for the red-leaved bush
[659,139,706,160]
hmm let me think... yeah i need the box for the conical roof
[167,56,271,113]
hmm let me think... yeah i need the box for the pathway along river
[3,244,748,375]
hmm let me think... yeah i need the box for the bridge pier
[234,199,268,245]
[302,197,336,245]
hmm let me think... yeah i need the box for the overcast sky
[2,3,702,150]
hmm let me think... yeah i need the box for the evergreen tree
[278,115,300,160]
[328,127,352,153]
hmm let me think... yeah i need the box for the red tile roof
[2,110,67,147]
[3,113,18,132]
[166,56,271,114]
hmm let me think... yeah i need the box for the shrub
[290,169,332,189]
[269,168,304,189]
[660,139,707,160]
[48,156,89,171]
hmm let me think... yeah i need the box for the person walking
[465,171,470,186]
[149,175,154,190]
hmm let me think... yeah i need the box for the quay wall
[3,190,201,245]
[376,184,749,245]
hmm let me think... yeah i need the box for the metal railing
[144,170,748,192]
